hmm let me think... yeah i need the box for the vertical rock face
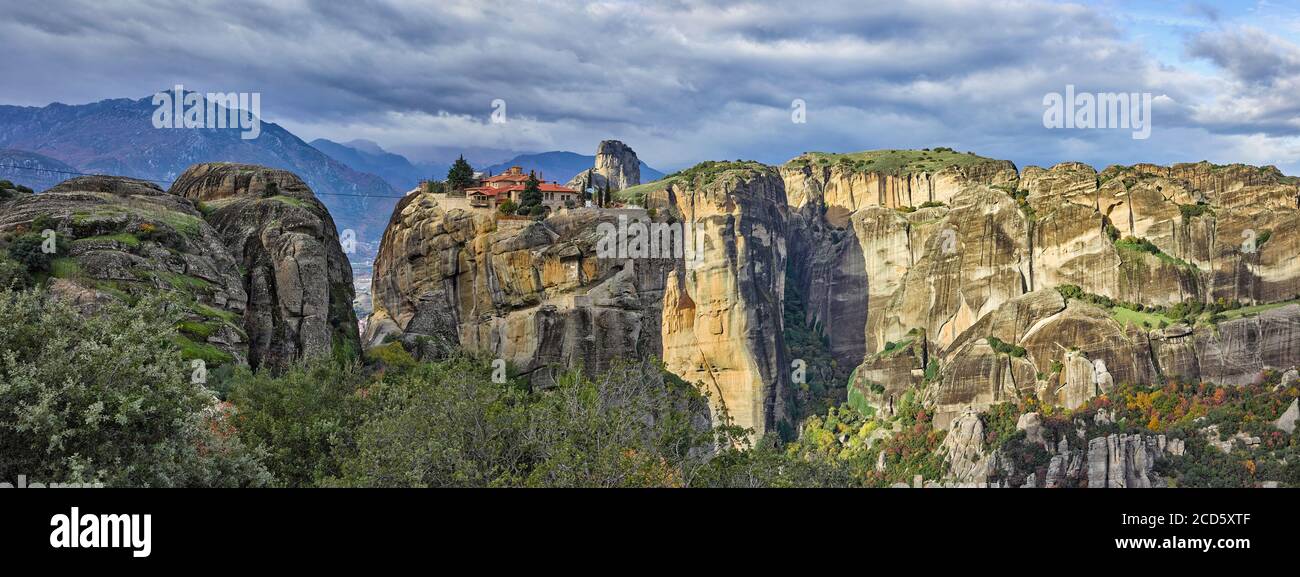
[367,160,790,437]
[170,163,360,371]
[365,196,675,386]
[657,163,791,437]
[594,140,641,191]
[781,152,1300,429]
[959,413,1178,488]
[1084,434,1172,488]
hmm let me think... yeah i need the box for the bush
[0,289,272,487]
[7,233,58,273]
[986,336,1026,357]
[0,257,31,289]
[226,362,370,487]
[330,357,727,488]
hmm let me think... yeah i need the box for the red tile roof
[465,182,577,199]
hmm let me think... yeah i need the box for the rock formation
[0,175,251,363]
[367,160,790,437]
[170,163,361,371]
[594,140,641,191]
[1277,399,1299,434]
[0,165,360,372]
[365,197,675,387]
[369,147,1300,445]
[939,408,1187,488]
[565,140,643,195]
[654,162,791,437]
[782,151,1300,429]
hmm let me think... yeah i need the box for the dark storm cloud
[0,0,1297,171]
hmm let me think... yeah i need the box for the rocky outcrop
[1084,434,1179,488]
[566,168,608,197]
[565,140,645,195]
[656,162,791,437]
[940,408,992,484]
[594,140,641,191]
[1277,399,1299,434]
[0,175,251,364]
[169,163,361,371]
[365,197,675,387]
[785,152,1300,430]
[367,160,790,436]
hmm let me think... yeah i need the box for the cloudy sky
[2,0,1300,173]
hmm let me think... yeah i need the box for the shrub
[0,257,31,289]
[7,233,58,273]
[330,357,725,488]
[0,289,272,487]
[226,362,370,487]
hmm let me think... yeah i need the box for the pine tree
[520,171,544,215]
[446,155,475,196]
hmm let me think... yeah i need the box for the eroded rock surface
[368,161,790,436]
[170,163,361,371]
[783,154,1300,428]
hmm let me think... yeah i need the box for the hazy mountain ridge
[0,96,400,242]
[0,149,79,191]
[310,138,444,192]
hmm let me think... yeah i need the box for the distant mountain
[482,151,665,186]
[0,149,79,191]
[0,95,400,245]
[310,138,443,192]
[392,144,519,170]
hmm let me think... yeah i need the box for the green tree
[7,232,58,273]
[519,171,544,215]
[329,356,731,487]
[446,155,475,194]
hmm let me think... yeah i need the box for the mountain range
[0,95,667,252]
[0,95,401,248]
[312,140,668,192]
[309,138,444,193]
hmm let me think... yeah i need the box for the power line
[0,163,412,199]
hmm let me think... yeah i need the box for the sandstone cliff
[565,140,644,194]
[367,160,791,436]
[595,140,641,191]
[782,151,1300,430]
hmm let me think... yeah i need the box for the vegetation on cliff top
[790,148,1001,176]
[617,159,770,205]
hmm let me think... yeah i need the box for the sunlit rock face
[367,161,790,437]
[782,152,1300,429]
